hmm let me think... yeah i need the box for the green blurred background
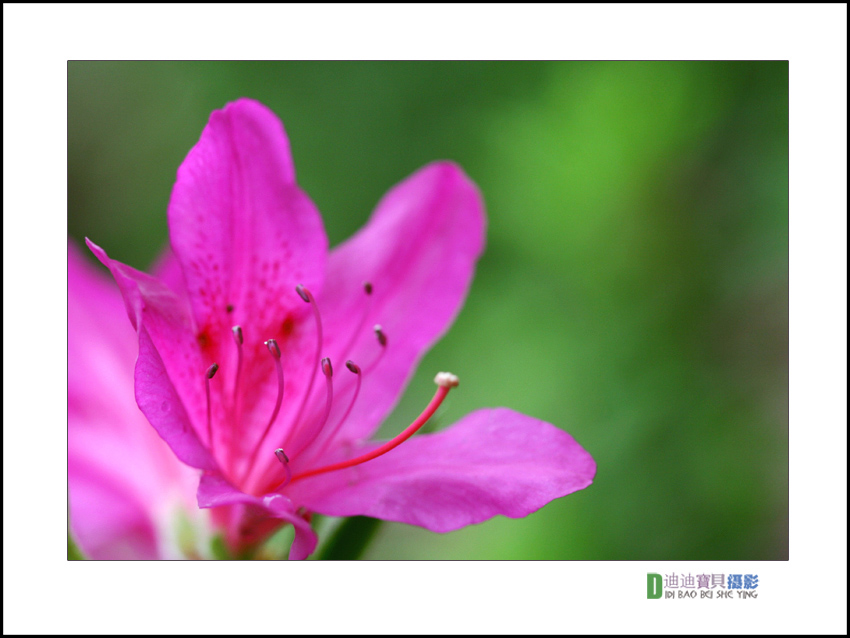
[68,61,788,560]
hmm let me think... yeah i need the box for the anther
[345,360,361,374]
[290,372,459,484]
[321,357,333,377]
[206,363,220,379]
[265,338,281,359]
[231,325,243,345]
[362,325,389,375]
[374,324,388,347]
[295,284,311,303]
[363,281,373,295]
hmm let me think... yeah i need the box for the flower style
[79,98,596,559]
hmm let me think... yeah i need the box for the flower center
[202,282,456,495]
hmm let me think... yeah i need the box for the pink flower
[68,244,204,559]
[80,98,596,559]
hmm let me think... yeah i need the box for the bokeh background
[68,61,788,560]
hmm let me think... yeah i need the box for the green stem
[68,532,86,560]
[315,516,382,560]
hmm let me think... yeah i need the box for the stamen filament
[374,323,387,347]
[274,448,292,489]
[241,339,284,483]
[363,324,388,375]
[333,281,374,365]
[288,373,458,485]
[229,326,245,476]
[289,357,335,458]
[231,325,244,407]
[304,360,362,462]
[205,363,220,456]
[283,285,324,448]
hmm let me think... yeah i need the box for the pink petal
[150,245,188,298]
[135,327,218,470]
[291,162,485,452]
[197,473,317,560]
[86,239,217,471]
[68,243,199,559]
[68,461,160,559]
[167,97,327,349]
[288,408,596,533]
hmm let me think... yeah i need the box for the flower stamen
[231,325,244,405]
[241,338,284,483]
[229,325,245,468]
[305,359,362,461]
[334,281,375,363]
[374,323,387,347]
[289,357,335,458]
[283,284,325,446]
[205,363,220,456]
[274,448,292,489]
[363,324,388,374]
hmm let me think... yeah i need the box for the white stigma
[434,372,459,388]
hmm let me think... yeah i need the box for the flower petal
[290,162,485,452]
[68,244,200,559]
[167,97,327,346]
[197,473,317,560]
[135,327,218,470]
[150,245,188,298]
[86,239,217,471]
[68,460,160,559]
[289,408,596,533]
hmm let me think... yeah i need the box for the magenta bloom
[79,98,595,559]
[69,244,202,558]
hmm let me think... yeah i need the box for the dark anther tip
[295,284,311,303]
[374,324,388,347]
[363,281,373,295]
[206,363,220,379]
[345,360,361,374]
[321,357,333,377]
[264,339,281,359]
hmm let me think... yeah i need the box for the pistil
[286,372,459,485]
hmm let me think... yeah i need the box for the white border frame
[4,4,846,634]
